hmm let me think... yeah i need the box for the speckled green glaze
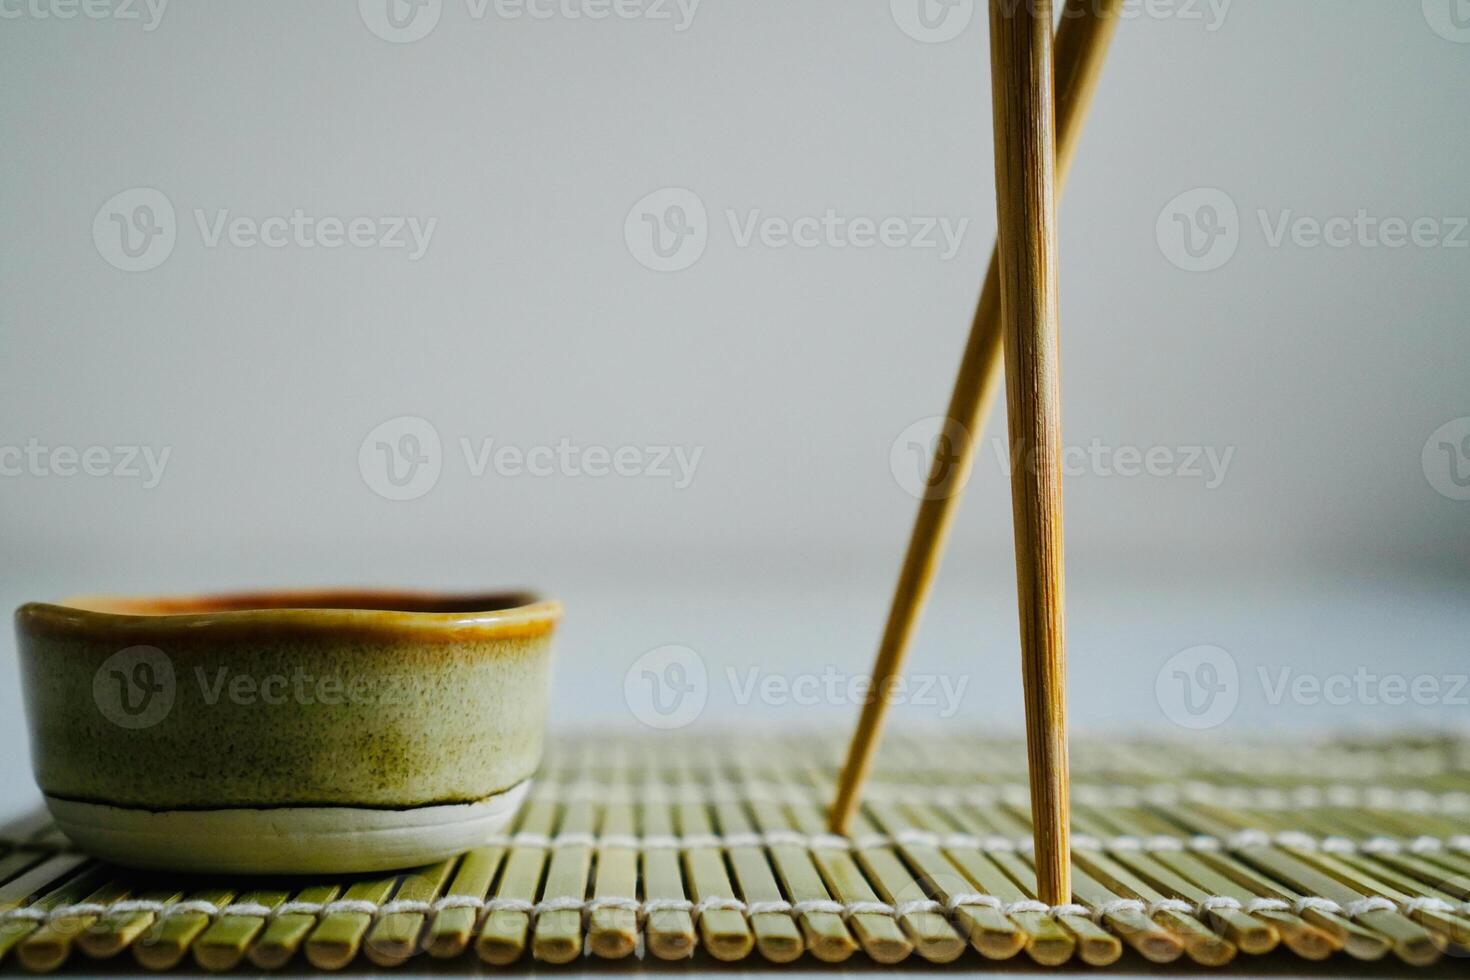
[16,590,560,810]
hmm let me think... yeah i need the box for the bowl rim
[16,588,562,642]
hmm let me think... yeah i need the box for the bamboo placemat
[1,730,1468,972]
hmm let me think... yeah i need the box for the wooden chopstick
[987,0,1070,906]
[829,0,1122,838]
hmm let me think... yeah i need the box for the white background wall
[2,1,1468,810]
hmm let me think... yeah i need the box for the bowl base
[43,781,530,874]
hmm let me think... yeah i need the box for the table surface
[3,562,1466,976]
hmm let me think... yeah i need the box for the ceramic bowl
[15,589,560,874]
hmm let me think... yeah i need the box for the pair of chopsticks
[830,0,1124,906]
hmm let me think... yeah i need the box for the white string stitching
[1245,897,1291,914]
[1403,896,1457,915]
[753,830,805,849]
[692,897,745,916]
[1,889,1442,927]
[743,900,792,916]
[431,895,485,913]
[376,899,432,917]
[1147,834,1186,851]
[19,902,108,920]
[483,897,537,915]
[640,770,1469,805]
[678,834,724,851]
[1148,899,1194,917]
[549,832,598,850]
[640,898,693,917]
[274,901,325,916]
[946,893,1001,914]
[638,835,682,851]
[1343,897,1397,919]
[39,899,228,920]
[219,902,276,918]
[584,896,642,915]
[535,896,587,916]
[789,899,844,917]
[1293,897,1344,917]
[840,901,896,919]
[943,894,1099,920]
[597,834,643,850]
[1291,895,1396,919]
[1000,900,1051,916]
[1092,898,1146,924]
[549,781,1470,816]
[1227,829,1272,850]
[418,828,1470,856]
[1196,896,1242,915]
[896,899,944,917]
[808,833,853,852]
[718,833,764,850]
[321,899,381,916]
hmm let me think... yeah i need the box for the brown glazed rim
[16,589,562,643]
